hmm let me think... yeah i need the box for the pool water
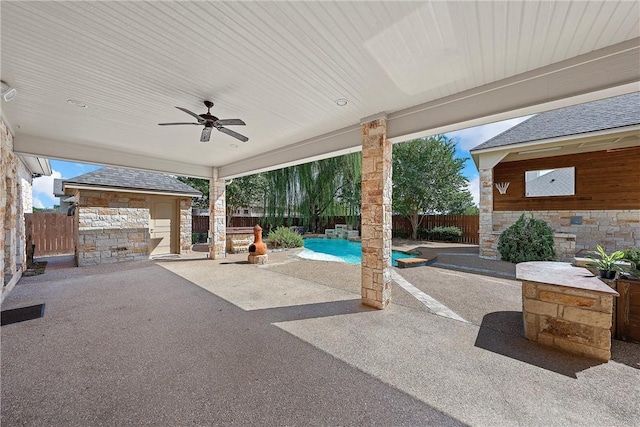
[302,238,412,266]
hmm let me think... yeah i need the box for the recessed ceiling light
[335,98,348,107]
[67,99,87,108]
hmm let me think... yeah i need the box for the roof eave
[470,124,640,170]
[63,183,201,198]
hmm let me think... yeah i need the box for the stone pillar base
[248,254,268,264]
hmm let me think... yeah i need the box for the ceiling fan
[158,100,248,143]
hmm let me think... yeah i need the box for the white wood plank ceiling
[2,1,639,178]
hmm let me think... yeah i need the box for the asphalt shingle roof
[63,167,202,196]
[470,92,640,151]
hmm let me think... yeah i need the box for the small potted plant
[586,245,627,279]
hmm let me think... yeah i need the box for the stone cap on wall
[516,261,619,295]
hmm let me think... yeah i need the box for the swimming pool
[300,238,412,266]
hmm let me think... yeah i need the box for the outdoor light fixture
[335,98,348,106]
[495,182,510,194]
[1,80,17,102]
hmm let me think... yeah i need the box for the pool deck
[2,248,638,426]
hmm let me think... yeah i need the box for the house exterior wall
[479,148,640,259]
[1,117,35,299]
[492,210,638,254]
[75,190,193,266]
[16,160,33,268]
[1,117,15,285]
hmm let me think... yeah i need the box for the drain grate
[1,304,45,326]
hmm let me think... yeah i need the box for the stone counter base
[522,280,614,361]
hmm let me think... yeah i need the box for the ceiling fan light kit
[159,100,248,143]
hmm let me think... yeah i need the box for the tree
[445,190,479,215]
[264,153,361,232]
[392,135,469,239]
[176,177,209,209]
[225,174,268,226]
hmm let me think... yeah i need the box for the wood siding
[27,213,75,257]
[493,148,640,211]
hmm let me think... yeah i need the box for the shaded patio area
[2,252,639,426]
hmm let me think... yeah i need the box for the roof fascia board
[13,134,214,179]
[471,126,640,169]
[220,39,639,178]
[63,184,201,198]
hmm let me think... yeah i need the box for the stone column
[361,115,392,309]
[209,168,226,259]
[1,119,17,280]
[478,168,495,258]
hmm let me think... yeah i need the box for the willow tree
[392,135,469,239]
[263,153,362,232]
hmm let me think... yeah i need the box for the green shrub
[417,228,429,240]
[497,214,556,263]
[424,226,462,242]
[268,226,304,248]
[392,230,410,239]
[622,247,640,276]
[191,233,208,244]
[622,247,640,267]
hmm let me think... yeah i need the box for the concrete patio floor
[2,250,639,426]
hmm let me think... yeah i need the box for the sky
[32,116,530,209]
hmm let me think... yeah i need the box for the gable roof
[63,167,202,197]
[470,92,640,152]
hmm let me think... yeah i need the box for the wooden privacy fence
[192,215,210,233]
[392,214,479,244]
[27,213,75,256]
[192,214,479,244]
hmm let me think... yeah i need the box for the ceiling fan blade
[158,122,200,126]
[218,126,249,142]
[200,126,213,142]
[215,119,246,126]
[176,107,204,123]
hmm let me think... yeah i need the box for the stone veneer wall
[16,159,33,269]
[1,117,15,285]
[77,191,150,266]
[478,169,493,259]
[522,280,615,361]
[492,210,639,255]
[179,197,192,252]
[210,173,226,259]
[360,117,392,309]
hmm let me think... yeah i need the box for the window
[525,167,575,197]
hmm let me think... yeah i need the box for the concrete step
[396,256,436,269]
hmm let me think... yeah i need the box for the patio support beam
[209,168,226,260]
[360,114,392,309]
